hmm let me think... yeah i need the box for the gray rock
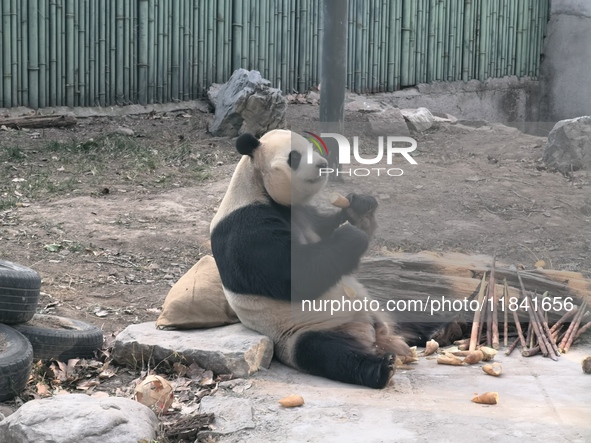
[207,83,222,108]
[400,107,435,132]
[543,116,591,173]
[0,395,157,443]
[345,98,383,113]
[112,322,273,378]
[115,126,134,137]
[209,69,287,137]
[368,107,410,136]
[199,396,255,436]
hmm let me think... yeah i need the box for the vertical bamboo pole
[353,0,362,92]
[138,0,148,105]
[380,0,388,91]
[65,0,74,106]
[244,0,251,71]
[197,0,205,96]
[39,1,49,108]
[89,0,96,105]
[509,0,515,76]
[124,0,131,102]
[97,0,105,106]
[461,0,471,81]
[148,0,155,102]
[28,0,38,108]
[515,0,524,77]
[477,0,485,80]
[186,0,191,99]
[156,0,164,102]
[107,0,115,105]
[9,0,16,105]
[268,0,275,85]
[214,0,224,83]
[426,0,434,82]
[298,0,307,91]
[206,0,214,87]
[84,0,90,106]
[180,0,186,99]
[447,0,455,81]
[77,0,86,106]
[232,0,242,71]
[181,0,187,99]
[19,0,27,106]
[385,0,394,91]
[311,0,319,89]
[0,0,3,107]
[367,0,375,92]
[455,0,464,81]
[132,0,138,102]
[529,0,537,77]
[115,0,124,103]
[345,0,352,90]
[401,0,411,87]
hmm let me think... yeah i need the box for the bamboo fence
[0,0,550,109]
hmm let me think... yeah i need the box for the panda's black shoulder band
[236,133,260,157]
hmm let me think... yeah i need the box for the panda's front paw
[345,193,378,217]
[343,193,378,238]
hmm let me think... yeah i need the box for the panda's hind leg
[293,330,395,389]
[374,322,412,358]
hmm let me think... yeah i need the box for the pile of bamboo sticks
[1,0,551,110]
[463,256,591,360]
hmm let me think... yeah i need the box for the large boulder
[112,322,273,378]
[209,69,287,137]
[0,395,158,443]
[543,116,591,173]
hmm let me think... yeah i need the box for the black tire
[0,259,42,324]
[0,323,34,402]
[12,314,104,361]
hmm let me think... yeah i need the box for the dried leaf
[36,382,51,397]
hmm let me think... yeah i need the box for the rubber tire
[12,314,104,361]
[0,259,42,324]
[0,323,34,401]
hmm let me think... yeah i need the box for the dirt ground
[1,102,591,441]
[2,104,589,336]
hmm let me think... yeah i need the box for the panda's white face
[256,130,328,206]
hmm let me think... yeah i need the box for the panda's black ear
[236,133,260,157]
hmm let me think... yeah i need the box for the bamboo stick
[469,272,487,351]
[503,279,509,347]
[559,301,588,353]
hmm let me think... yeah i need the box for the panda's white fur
[211,130,420,388]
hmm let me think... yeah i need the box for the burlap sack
[156,255,239,329]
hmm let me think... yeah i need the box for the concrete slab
[207,344,591,443]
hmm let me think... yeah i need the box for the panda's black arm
[290,223,369,300]
[212,204,368,302]
[296,205,346,239]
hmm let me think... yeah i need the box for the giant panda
[210,129,462,389]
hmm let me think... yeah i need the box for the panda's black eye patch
[288,150,302,170]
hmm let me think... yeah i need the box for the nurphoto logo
[304,132,418,177]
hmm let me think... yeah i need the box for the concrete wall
[372,76,540,123]
[539,0,591,122]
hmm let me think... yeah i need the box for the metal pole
[320,0,348,171]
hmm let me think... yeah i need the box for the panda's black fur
[211,130,464,389]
